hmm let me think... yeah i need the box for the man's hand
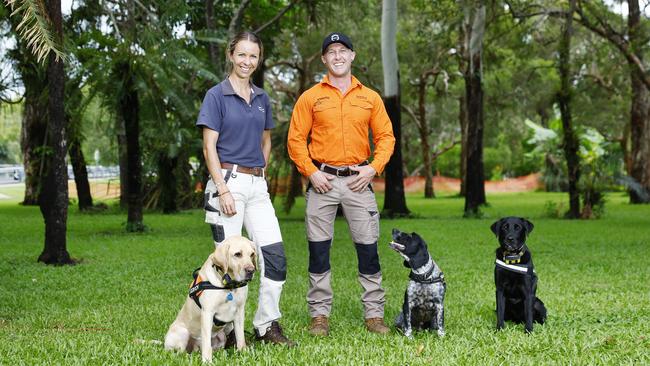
[309,170,335,193]
[347,165,376,192]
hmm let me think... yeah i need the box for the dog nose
[245,267,255,275]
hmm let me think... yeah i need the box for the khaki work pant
[304,174,385,319]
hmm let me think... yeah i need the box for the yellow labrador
[164,236,256,362]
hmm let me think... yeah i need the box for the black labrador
[389,229,446,338]
[491,217,547,333]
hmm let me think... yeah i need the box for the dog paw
[437,330,445,337]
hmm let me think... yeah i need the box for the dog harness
[495,259,536,275]
[188,266,251,326]
[409,260,445,284]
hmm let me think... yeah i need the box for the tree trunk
[628,0,650,203]
[176,150,194,209]
[284,164,303,214]
[117,120,128,208]
[20,90,47,205]
[459,94,468,196]
[558,0,581,218]
[69,136,94,211]
[381,0,409,217]
[418,78,434,198]
[38,0,74,265]
[116,61,144,231]
[463,3,487,216]
[158,153,179,214]
[204,0,221,73]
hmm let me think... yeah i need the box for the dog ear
[490,219,503,236]
[520,217,534,234]
[411,232,428,249]
[248,239,258,269]
[211,240,230,274]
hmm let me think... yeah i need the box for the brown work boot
[255,321,296,347]
[308,315,329,336]
[365,318,390,334]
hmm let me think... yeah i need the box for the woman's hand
[219,191,237,216]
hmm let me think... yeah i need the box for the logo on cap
[331,34,339,41]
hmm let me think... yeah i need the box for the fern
[6,0,66,63]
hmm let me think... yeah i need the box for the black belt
[313,160,368,177]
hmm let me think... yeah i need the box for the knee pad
[260,242,287,281]
[209,224,225,243]
[355,242,380,275]
[308,240,332,274]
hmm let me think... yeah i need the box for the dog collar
[409,259,445,284]
[214,265,252,289]
[502,250,524,264]
[409,270,445,284]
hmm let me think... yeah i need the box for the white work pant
[204,168,286,335]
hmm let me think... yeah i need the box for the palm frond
[6,0,66,63]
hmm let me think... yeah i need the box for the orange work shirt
[287,75,395,177]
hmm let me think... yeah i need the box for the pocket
[204,180,220,213]
[314,103,336,113]
[350,99,372,110]
[368,208,380,236]
[348,99,373,127]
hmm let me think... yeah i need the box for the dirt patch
[68,179,121,200]
[371,173,542,193]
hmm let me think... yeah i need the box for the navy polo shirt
[196,79,274,168]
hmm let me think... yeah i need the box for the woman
[196,31,294,346]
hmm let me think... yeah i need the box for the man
[287,32,396,336]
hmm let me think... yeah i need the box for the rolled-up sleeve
[368,93,395,175]
[287,94,318,177]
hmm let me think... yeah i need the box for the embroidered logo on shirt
[258,106,265,112]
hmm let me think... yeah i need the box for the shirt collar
[320,75,362,90]
[221,78,264,97]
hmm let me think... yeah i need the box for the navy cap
[321,32,353,54]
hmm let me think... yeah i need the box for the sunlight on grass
[1,192,649,365]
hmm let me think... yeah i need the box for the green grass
[1,190,649,365]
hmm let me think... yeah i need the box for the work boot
[255,321,296,347]
[365,318,390,334]
[308,315,329,336]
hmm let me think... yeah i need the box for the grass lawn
[1,189,649,365]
